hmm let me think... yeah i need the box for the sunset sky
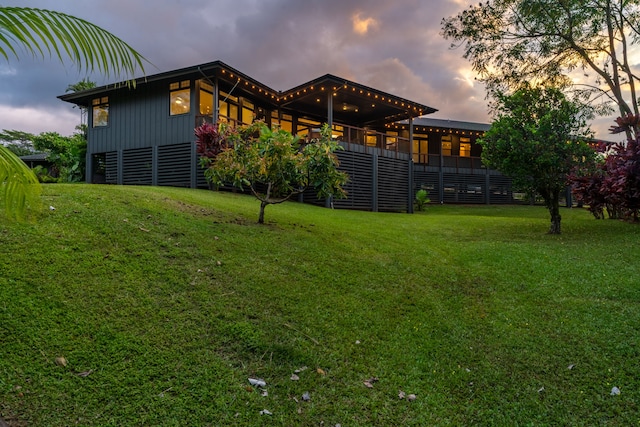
[0,0,616,139]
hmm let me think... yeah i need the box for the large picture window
[92,97,109,127]
[170,80,191,115]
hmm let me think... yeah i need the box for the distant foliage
[32,132,87,183]
[571,115,640,222]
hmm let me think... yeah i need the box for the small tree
[479,85,596,234]
[204,122,348,224]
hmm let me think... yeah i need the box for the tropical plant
[479,85,597,234]
[195,121,234,169]
[415,189,431,211]
[572,115,640,221]
[0,6,147,219]
[204,122,348,224]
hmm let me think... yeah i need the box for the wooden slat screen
[122,147,152,185]
[158,143,191,187]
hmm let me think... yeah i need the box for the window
[365,133,378,147]
[460,137,471,157]
[219,91,239,124]
[296,117,321,137]
[170,80,190,115]
[441,135,452,156]
[271,112,292,132]
[199,81,213,116]
[242,99,254,124]
[386,131,398,148]
[92,97,109,127]
[413,134,428,163]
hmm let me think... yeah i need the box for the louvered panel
[489,174,513,204]
[122,147,152,185]
[105,151,117,184]
[442,173,486,203]
[158,143,191,187]
[377,157,409,212]
[332,150,373,210]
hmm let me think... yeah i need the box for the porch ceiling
[277,75,437,127]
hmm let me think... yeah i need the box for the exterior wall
[86,79,198,184]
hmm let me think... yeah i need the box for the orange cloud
[352,12,378,35]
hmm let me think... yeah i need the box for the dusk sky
[0,0,616,139]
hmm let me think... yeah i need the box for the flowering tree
[201,122,348,224]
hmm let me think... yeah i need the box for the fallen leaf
[302,392,311,401]
[294,366,308,374]
[248,378,267,387]
[398,390,406,399]
[76,370,93,377]
[317,368,326,376]
[363,381,374,389]
[290,374,300,381]
[55,356,68,367]
[139,227,150,232]
[407,394,417,402]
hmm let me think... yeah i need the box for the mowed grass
[1,184,639,426]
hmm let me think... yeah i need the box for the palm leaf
[0,6,148,81]
[0,145,41,221]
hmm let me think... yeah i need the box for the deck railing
[195,116,483,169]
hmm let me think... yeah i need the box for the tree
[479,85,597,234]
[441,0,640,137]
[203,122,348,224]
[0,6,147,219]
[0,130,36,156]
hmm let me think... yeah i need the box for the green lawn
[1,184,639,426]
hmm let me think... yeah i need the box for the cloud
[0,0,616,139]
[352,12,379,35]
[0,105,79,136]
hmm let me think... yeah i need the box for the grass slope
[1,184,639,426]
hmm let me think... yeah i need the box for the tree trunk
[546,190,562,234]
[258,200,267,224]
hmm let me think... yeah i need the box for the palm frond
[0,6,147,80]
[0,145,41,221]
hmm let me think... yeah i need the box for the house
[58,60,513,211]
